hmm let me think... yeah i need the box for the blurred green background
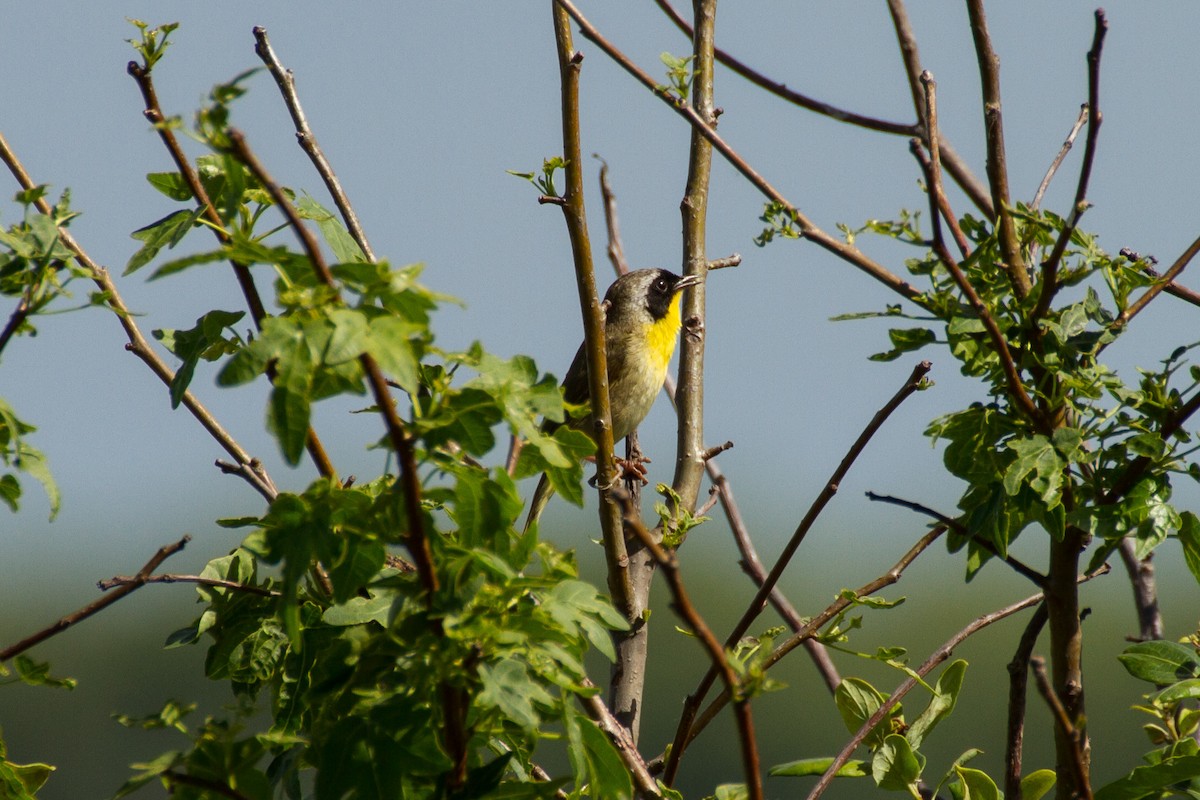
[3,2,1200,797]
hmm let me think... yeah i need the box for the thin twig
[662,361,932,783]
[1030,656,1094,800]
[884,0,995,218]
[1034,11,1108,324]
[252,26,377,263]
[655,525,945,769]
[1031,104,1089,212]
[1132,256,1200,309]
[1,536,190,662]
[909,139,970,258]
[706,254,741,270]
[615,491,763,800]
[1004,603,1048,800]
[916,72,1046,431]
[865,491,1045,586]
[965,0,1029,298]
[98,573,281,598]
[554,0,925,305]
[596,156,632,276]
[0,132,277,502]
[806,569,1107,800]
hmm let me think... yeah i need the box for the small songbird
[524,268,702,531]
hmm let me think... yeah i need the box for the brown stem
[551,2,632,615]
[97,572,281,598]
[965,0,1029,298]
[0,133,278,502]
[1034,11,1108,324]
[884,0,995,219]
[1031,655,1093,800]
[671,0,716,530]
[554,0,925,305]
[1117,539,1164,641]
[1004,602,1048,800]
[1046,529,1090,798]
[164,771,252,800]
[1,536,190,662]
[1114,231,1200,331]
[252,26,377,263]
[662,361,931,783]
[1131,256,1200,309]
[577,679,663,797]
[616,492,762,799]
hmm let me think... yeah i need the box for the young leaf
[1118,640,1200,686]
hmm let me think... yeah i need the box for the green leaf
[1155,678,1200,703]
[145,171,193,201]
[125,207,204,275]
[835,677,892,750]
[1003,435,1064,506]
[564,702,632,800]
[1118,640,1200,685]
[539,579,629,661]
[0,757,55,798]
[769,758,870,778]
[295,194,365,263]
[1019,769,1056,800]
[872,734,924,792]
[322,592,391,627]
[906,660,966,749]
[869,327,937,362]
[366,315,421,394]
[268,334,314,466]
[477,658,554,731]
[954,765,999,800]
[1095,754,1200,800]
[12,655,76,690]
[154,309,245,408]
[1177,512,1200,586]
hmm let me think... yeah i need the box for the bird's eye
[655,278,668,292]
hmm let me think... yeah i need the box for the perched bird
[523,268,702,531]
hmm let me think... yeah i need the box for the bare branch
[1005,603,1048,800]
[98,572,281,598]
[1,536,190,663]
[253,26,377,263]
[1117,539,1164,641]
[663,360,932,782]
[1035,11,1108,324]
[577,679,663,798]
[615,490,763,800]
[551,2,632,615]
[1031,104,1089,212]
[1115,231,1200,330]
[965,0,1029,297]
[554,0,925,304]
[1127,252,1200,309]
[596,156,632,276]
[706,254,741,271]
[1030,656,1094,800]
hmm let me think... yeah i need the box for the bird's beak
[674,274,703,292]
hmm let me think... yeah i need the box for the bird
[523,268,702,532]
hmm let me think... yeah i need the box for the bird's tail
[522,473,555,533]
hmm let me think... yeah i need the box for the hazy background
[3,3,1200,797]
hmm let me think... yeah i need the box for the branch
[1030,656,1094,800]
[1031,104,1089,212]
[98,572,281,598]
[1,536,190,662]
[551,3,632,615]
[596,156,632,276]
[671,0,717,524]
[884,0,995,218]
[252,26,377,263]
[1127,252,1200,309]
[807,570,1107,800]
[1114,231,1200,331]
[864,491,1045,586]
[965,0,1029,298]
[0,132,278,502]
[615,491,762,800]
[662,361,932,782]
[553,0,925,305]
[1004,603,1048,800]
[577,679,663,798]
[1034,11,1108,323]
[163,771,252,800]
[656,525,945,769]
[1116,539,1164,641]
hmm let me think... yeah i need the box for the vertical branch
[1004,603,1048,800]
[671,0,716,511]
[617,495,763,800]
[550,3,632,614]
[965,0,1029,298]
[1117,540,1164,641]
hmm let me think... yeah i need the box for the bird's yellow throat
[645,292,685,372]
